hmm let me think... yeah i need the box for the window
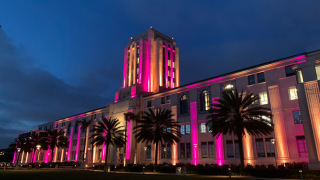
[180,125,185,135]
[167,127,171,133]
[67,123,71,134]
[180,95,188,114]
[288,87,298,100]
[99,149,102,160]
[161,145,166,159]
[200,90,210,111]
[234,140,240,158]
[168,71,171,77]
[137,57,139,64]
[296,69,304,83]
[259,92,268,105]
[94,114,96,119]
[147,100,152,107]
[147,146,151,159]
[173,62,175,68]
[315,65,320,80]
[166,96,170,103]
[256,139,265,157]
[75,121,79,133]
[137,68,139,74]
[161,97,165,104]
[55,124,58,128]
[285,65,295,77]
[265,138,275,157]
[251,95,258,106]
[173,72,175,78]
[226,141,234,158]
[293,110,302,124]
[208,142,215,158]
[201,142,207,158]
[185,124,190,134]
[73,139,77,146]
[168,60,171,67]
[258,72,265,83]
[296,136,308,157]
[167,145,171,159]
[186,143,191,158]
[200,123,206,133]
[248,75,255,85]
[180,143,185,158]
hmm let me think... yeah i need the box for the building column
[190,102,199,165]
[171,106,178,165]
[297,81,320,169]
[68,127,73,161]
[268,85,290,164]
[75,125,81,162]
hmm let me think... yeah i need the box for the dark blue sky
[1,0,320,148]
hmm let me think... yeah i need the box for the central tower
[122,27,179,94]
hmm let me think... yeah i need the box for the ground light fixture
[299,170,303,180]
[143,166,145,174]
[228,168,231,178]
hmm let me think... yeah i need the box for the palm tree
[206,89,274,169]
[41,129,69,163]
[134,108,181,166]
[8,137,32,165]
[29,131,45,163]
[123,111,143,166]
[91,117,125,171]
[78,118,93,162]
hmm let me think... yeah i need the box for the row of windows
[248,72,265,85]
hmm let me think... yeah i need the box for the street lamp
[16,148,21,167]
[270,139,277,167]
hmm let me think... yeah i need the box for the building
[12,28,320,169]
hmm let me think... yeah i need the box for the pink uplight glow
[32,149,36,163]
[165,44,168,88]
[170,49,173,88]
[75,125,81,162]
[68,127,73,161]
[216,134,224,166]
[44,149,50,163]
[190,102,198,165]
[12,152,16,163]
[123,48,128,88]
[102,115,108,160]
[131,86,136,98]
[126,110,132,160]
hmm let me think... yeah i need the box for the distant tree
[91,117,125,171]
[8,137,32,165]
[134,108,181,166]
[41,129,69,163]
[206,89,274,169]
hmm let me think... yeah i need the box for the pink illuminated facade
[14,29,320,169]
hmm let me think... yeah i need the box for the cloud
[0,29,112,148]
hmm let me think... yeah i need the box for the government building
[13,28,320,169]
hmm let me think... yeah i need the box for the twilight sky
[1,0,320,148]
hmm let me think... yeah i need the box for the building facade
[13,28,320,169]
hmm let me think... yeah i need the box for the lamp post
[270,139,277,168]
[16,148,21,165]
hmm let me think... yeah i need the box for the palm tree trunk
[124,121,127,166]
[237,133,245,169]
[91,143,94,164]
[83,128,87,162]
[154,141,159,171]
[104,144,109,172]
[51,148,54,163]
[16,152,21,165]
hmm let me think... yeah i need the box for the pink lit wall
[126,110,133,160]
[165,44,168,88]
[131,86,136,98]
[68,127,73,161]
[123,48,128,88]
[171,50,173,88]
[190,102,198,165]
[139,40,143,84]
[75,125,81,162]
[32,149,36,163]
[44,149,49,163]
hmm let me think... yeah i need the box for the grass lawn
[0,170,255,180]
